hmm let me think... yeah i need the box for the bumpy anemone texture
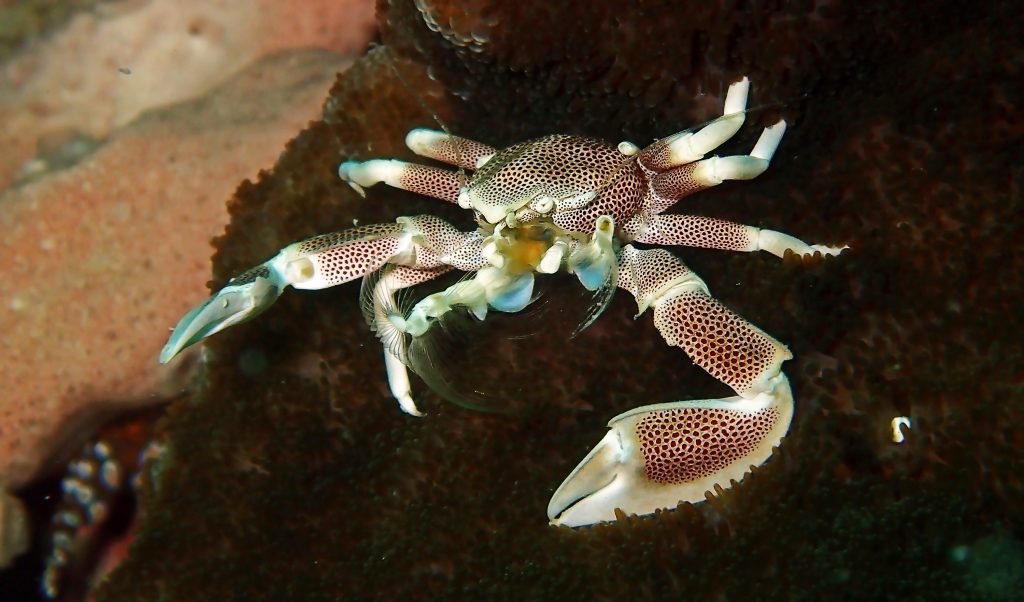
[100,1,1022,600]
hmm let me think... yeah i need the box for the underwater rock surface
[0,0,375,191]
[101,1,1022,600]
[0,49,354,496]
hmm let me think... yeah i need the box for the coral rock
[0,0,375,191]
[0,49,355,493]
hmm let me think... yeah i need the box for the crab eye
[533,195,555,214]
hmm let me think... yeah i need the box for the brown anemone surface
[100,1,1022,600]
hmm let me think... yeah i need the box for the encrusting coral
[0,0,376,496]
[99,1,1022,600]
[0,0,375,594]
[0,0,375,191]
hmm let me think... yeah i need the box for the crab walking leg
[338,159,462,203]
[636,76,750,173]
[632,214,848,258]
[159,216,481,365]
[404,128,497,170]
[642,120,787,214]
[548,246,795,527]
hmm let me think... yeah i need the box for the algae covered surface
[100,1,1022,600]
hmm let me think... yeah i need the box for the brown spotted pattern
[293,216,485,289]
[311,237,403,286]
[402,215,488,271]
[388,264,455,288]
[405,215,468,256]
[650,164,704,209]
[551,166,645,235]
[635,215,757,251]
[468,135,644,229]
[228,264,272,287]
[615,247,696,309]
[636,136,681,172]
[396,164,463,203]
[635,405,781,484]
[415,133,496,171]
[296,223,405,255]
[653,291,785,394]
[443,236,489,271]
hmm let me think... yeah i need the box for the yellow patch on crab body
[484,223,563,274]
[504,229,554,272]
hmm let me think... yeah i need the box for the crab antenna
[383,54,468,188]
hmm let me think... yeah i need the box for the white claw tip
[398,395,425,417]
[338,161,367,197]
[724,76,751,115]
[750,120,787,161]
[405,128,436,155]
[337,161,352,180]
[891,416,911,443]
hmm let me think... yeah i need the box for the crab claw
[548,373,793,527]
[159,265,285,363]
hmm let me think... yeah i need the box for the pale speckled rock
[0,0,375,191]
[0,0,375,569]
[0,48,355,494]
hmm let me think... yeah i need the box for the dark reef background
[100,1,1022,600]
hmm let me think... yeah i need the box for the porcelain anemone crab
[160,77,845,527]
